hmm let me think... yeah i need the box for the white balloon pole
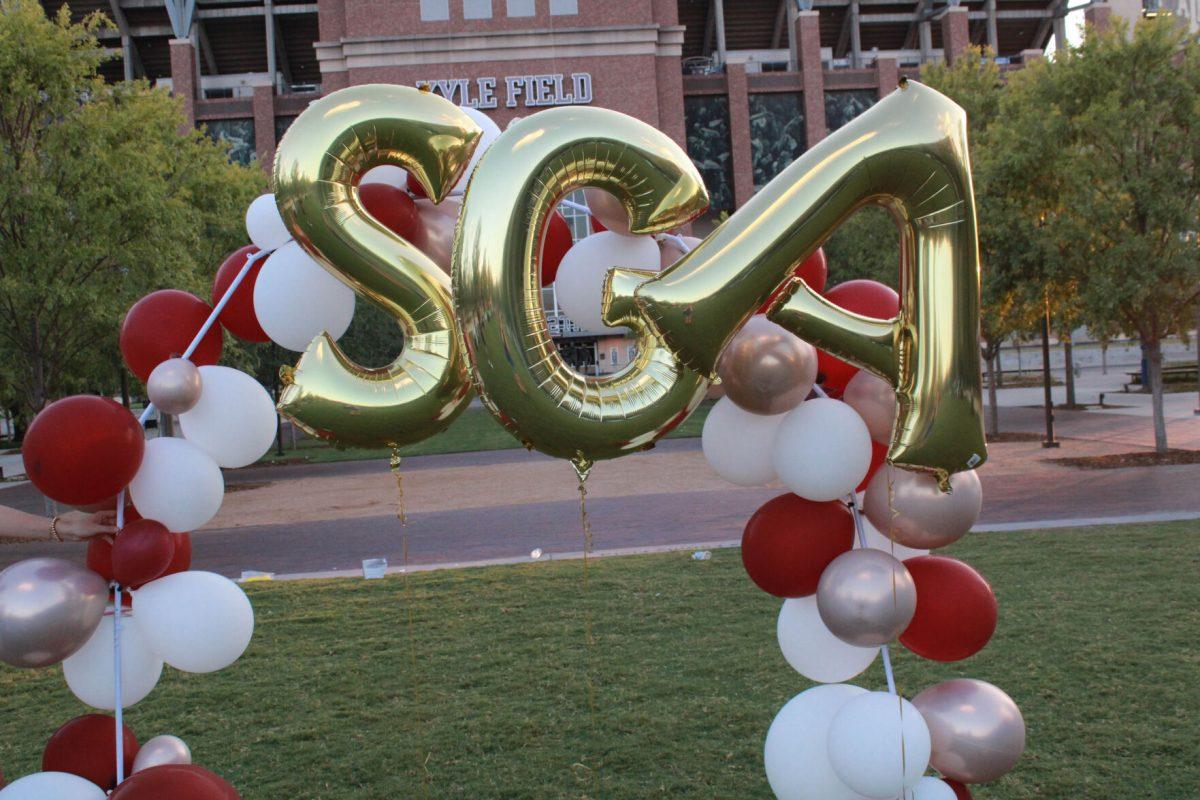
[112,584,125,783]
[111,245,275,785]
[811,382,900,696]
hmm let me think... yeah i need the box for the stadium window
[420,0,450,20]
[549,0,578,14]
[610,347,619,365]
[627,345,637,362]
[506,0,535,15]
[463,0,492,18]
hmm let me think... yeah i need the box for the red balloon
[816,280,899,394]
[23,396,145,506]
[43,713,139,790]
[111,764,240,800]
[742,494,855,597]
[405,170,428,199]
[589,214,607,233]
[900,556,998,662]
[112,519,175,588]
[540,212,573,287]
[944,779,973,800]
[163,532,193,576]
[120,290,223,381]
[212,245,268,343]
[759,248,828,312]
[856,441,888,493]
[86,535,115,581]
[360,183,419,241]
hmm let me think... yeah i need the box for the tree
[989,18,1200,453]
[0,0,264,429]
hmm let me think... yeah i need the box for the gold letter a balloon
[617,81,987,486]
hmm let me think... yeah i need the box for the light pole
[1041,290,1059,448]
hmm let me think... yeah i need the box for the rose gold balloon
[659,235,703,269]
[582,187,631,235]
[843,370,896,444]
[863,464,982,549]
[716,315,817,416]
[912,678,1026,784]
[410,197,461,275]
[816,548,916,647]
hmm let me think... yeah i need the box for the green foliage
[0,0,264,423]
[821,206,898,289]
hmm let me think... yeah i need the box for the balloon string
[390,449,429,798]
[571,459,597,718]
[113,583,125,784]
[109,244,275,787]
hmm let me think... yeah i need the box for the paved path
[1,403,1197,579]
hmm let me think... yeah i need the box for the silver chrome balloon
[716,315,818,416]
[132,734,193,773]
[0,558,108,668]
[147,357,203,415]
[816,548,916,647]
[913,678,1026,784]
[864,464,983,550]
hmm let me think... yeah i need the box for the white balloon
[828,692,931,799]
[253,241,356,352]
[701,397,786,487]
[553,231,660,333]
[133,571,253,673]
[777,596,877,683]
[902,777,958,800]
[245,193,291,251]
[765,684,871,800]
[772,399,872,501]
[856,517,929,562]
[0,772,106,800]
[129,437,224,533]
[63,612,163,710]
[180,366,277,468]
[359,164,408,188]
[453,106,502,194]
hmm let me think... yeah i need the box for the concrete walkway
[1,396,1196,579]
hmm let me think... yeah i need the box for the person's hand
[54,510,119,541]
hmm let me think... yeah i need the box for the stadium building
[44,0,1123,372]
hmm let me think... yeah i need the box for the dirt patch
[1046,450,1200,469]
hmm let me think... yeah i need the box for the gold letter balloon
[453,107,712,468]
[615,81,987,485]
[272,85,480,448]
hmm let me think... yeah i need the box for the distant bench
[1123,363,1198,392]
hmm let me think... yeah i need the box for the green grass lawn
[1,521,1196,798]
[260,400,717,464]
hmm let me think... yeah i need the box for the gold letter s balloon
[454,108,711,466]
[617,81,986,485]
[272,85,479,448]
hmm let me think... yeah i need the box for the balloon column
[701,255,1021,799]
[0,193,321,797]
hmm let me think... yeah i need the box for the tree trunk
[29,316,46,418]
[1145,340,1169,454]
[120,367,131,409]
[985,347,1000,438]
[1101,342,1108,375]
[1062,329,1077,407]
